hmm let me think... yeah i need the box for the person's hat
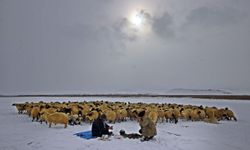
[138,111,145,117]
[100,114,107,120]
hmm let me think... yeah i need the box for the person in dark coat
[91,114,113,137]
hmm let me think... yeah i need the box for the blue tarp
[74,130,96,139]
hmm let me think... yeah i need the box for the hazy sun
[127,9,152,36]
[130,11,145,28]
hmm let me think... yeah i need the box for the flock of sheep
[12,100,237,128]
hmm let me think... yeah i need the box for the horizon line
[1,93,250,100]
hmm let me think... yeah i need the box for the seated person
[91,114,113,137]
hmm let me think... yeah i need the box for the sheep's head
[119,130,126,135]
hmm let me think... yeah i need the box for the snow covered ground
[1,97,250,150]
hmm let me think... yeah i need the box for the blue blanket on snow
[74,131,96,139]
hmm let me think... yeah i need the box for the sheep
[127,108,138,120]
[190,108,200,121]
[31,107,40,122]
[46,112,68,128]
[157,109,165,122]
[180,108,192,121]
[205,107,218,119]
[172,107,180,123]
[204,110,219,124]
[164,109,178,124]
[105,110,116,123]
[78,108,90,121]
[198,109,206,121]
[85,110,99,124]
[224,108,237,121]
[25,104,33,117]
[148,110,158,124]
[190,108,206,121]
[68,114,82,125]
[13,100,239,126]
[164,109,172,122]
[116,109,128,122]
[39,108,56,124]
[12,103,25,114]
[70,105,79,115]
[211,108,223,121]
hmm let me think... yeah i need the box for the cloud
[113,9,175,40]
[1,0,250,93]
[152,12,175,39]
[61,21,127,58]
[112,9,153,41]
[185,6,247,28]
[113,18,138,41]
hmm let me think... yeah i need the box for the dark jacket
[91,118,110,137]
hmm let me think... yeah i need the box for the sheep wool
[31,107,40,122]
[106,110,116,123]
[47,112,68,128]
[148,111,158,124]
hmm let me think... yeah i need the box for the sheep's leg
[174,117,178,124]
[234,117,237,121]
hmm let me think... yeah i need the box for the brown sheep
[86,110,99,124]
[205,107,217,118]
[148,110,158,124]
[190,108,200,121]
[25,104,33,117]
[39,108,56,124]
[198,109,206,121]
[105,110,116,123]
[157,109,165,122]
[204,111,219,124]
[180,108,192,121]
[70,105,79,115]
[127,108,138,120]
[224,108,237,121]
[31,107,40,122]
[46,112,68,128]
[164,108,178,124]
[12,103,25,114]
[172,107,180,122]
[213,108,225,121]
[116,109,128,122]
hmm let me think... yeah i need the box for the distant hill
[166,88,232,95]
[1,89,250,100]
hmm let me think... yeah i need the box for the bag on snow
[74,130,95,140]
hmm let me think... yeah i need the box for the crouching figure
[137,111,157,141]
[91,114,113,137]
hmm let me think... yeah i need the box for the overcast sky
[1,0,250,94]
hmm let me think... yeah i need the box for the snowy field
[1,97,250,150]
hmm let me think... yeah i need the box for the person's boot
[140,137,149,142]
